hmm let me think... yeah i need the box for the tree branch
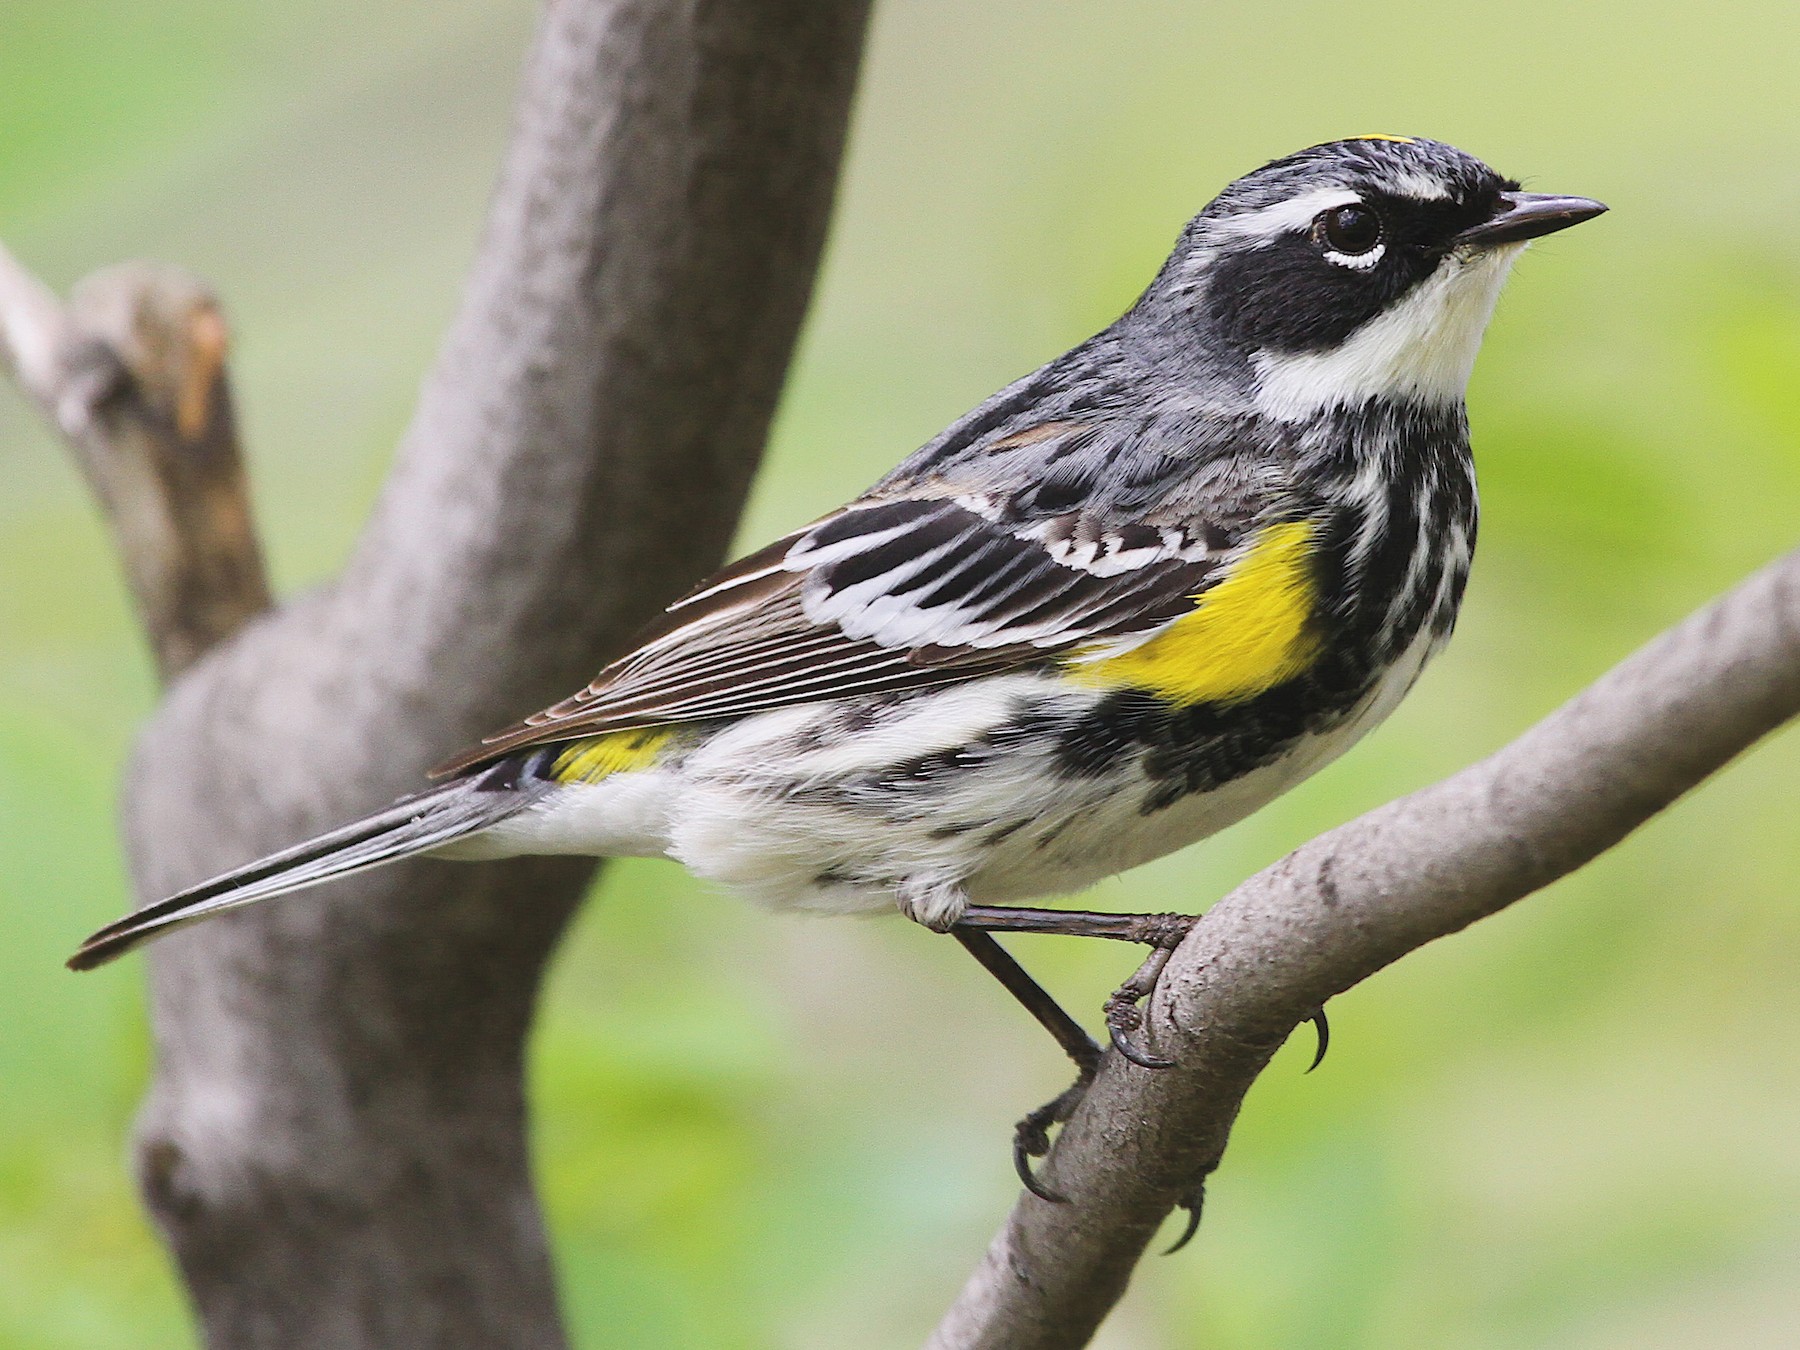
[6,1,870,1345]
[0,247,268,678]
[930,545,1800,1349]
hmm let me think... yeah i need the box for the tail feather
[68,779,536,971]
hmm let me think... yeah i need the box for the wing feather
[433,481,1241,775]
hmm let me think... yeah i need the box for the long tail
[68,776,537,971]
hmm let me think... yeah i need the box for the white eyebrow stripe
[1210,186,1362,243]
[1376,170,1452,201]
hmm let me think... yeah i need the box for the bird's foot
[1101,917,1195,1069]
[1010,1069,1096,1203]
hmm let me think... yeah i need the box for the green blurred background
[4,1,1800,1345]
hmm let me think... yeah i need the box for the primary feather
[67,777,539,970]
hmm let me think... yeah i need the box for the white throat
[1250,243,1524,421]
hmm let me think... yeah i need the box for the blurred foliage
[4,1,1800,1346]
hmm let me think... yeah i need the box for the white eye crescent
[1315,203,1384,269]
[1323,242,1386,270]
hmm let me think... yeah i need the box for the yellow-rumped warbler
[72,136,1602,1204]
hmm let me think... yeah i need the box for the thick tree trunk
[29,3,871,1345]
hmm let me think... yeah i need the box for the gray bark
[0,254,269,677]
[929,546,1800,1349]
[45,2,869,1345]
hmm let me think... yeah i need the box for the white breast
[969,624,1443,902]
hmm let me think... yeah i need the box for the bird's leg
[956,905,1197,946]
[956,905,1197,1068]
[950,909,1331,1218]
[952,929,1100,1202]
[955,905,1333,1072]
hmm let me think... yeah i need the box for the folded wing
[434,492,1236,775]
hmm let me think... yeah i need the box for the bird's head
[1142,136,1605,419]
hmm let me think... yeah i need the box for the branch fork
[3,3,871,1346]
[6,6,1798,1347]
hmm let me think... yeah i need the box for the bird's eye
[1317,204,1382,256]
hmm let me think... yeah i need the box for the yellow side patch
[1069,522,1320,705]
[550,728,672,784]
[1350,132,1417,144]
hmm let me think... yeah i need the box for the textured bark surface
[0,252,268,678]
[3,2,871,1345]
[929,545,1800,1350]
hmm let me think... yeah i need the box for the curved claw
[1304,1006,1330,1074]
[1108,1015,1177,1070]
[1163,1165,1214,1255]
[1013,1132,1067,1204]
[1012,1086,1084,1205]
[1163,1200,1203,1255]
[1103,944,1180,1070]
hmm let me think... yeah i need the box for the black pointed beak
[1454,191,1608,248]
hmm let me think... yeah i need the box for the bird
[71,136,1604,1224]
